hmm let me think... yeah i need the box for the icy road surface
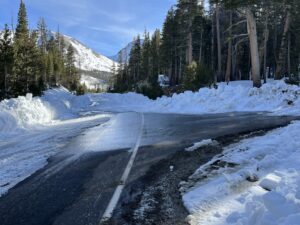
[0,111,297,225]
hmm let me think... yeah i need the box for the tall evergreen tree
[140,31,151,81]
[27,30,43,95]
[66,44,78,91]
[161,8,177,84]
[13,0,31,95]
[150,29,161,84]
[13,0,41,95]
[37,17,48,85]
[176,0,198,65]
[0,24,14,98]
[54,31,66,84]
[15,0,29,40]
[128,36,142,86]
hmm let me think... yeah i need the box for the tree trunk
[186,5,193,66]
[225,11,232,84]
[175,51,178,84]
[187,30,193,65]
[298,53,300,79]
[273,22,278,77]
[275,7,291,79]
[199,31,203,64]
[216,4,222,81]
[287,32,291,77]
[211,7,216,84]
[232,43,237,80]
[246,7,261,88]
[179,56,182,83]
[4,63,8,96]
[263,14,269,83]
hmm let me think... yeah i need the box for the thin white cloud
[9,0,176,55]
[88,25,142,39]
[94,9,136,23]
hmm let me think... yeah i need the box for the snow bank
[0,113,111,196]
[154,80,300,115]
[183,121,300,225]
[75,80,300,116]
[1,79,299,139]
[41,87,77,120]
[0,88,78,139]
[80,74,108,90]
[0,94,54,137]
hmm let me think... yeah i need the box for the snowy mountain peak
[62,34,118,73]
[109,39,144,63]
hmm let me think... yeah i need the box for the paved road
[0,112,297,225]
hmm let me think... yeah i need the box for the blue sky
[0,0,176,56]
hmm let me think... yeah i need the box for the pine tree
[47,52,54,85]
[114,52,127,92]
[38,18,48,54]
[0,24,14,98]
[55,29,66,57]
[161,8,176,84]
[140,31,151,81]
[150,29,161,84]
[13,0,41,95]
[37,18,48,86]
[66,44,79,91]
[128,36,141,87]
[27,30,43,95]
[275,4,291,79]
[15,0,29,40]
[13,0,31,95]
[47,36,61,86]
[192,5,209,65]
[176,0,198,65]
[54,31,66,84]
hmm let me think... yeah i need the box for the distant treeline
[115,0,300,98]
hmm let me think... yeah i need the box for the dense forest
[0,0,83,100]
[1,0,300,100]
[114,0,300,98]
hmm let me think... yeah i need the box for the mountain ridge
[61,34,117,73]
[109,39,144,63]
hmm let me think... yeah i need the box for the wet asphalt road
[0,112,297,225]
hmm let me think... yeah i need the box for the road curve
[0,112,297,225]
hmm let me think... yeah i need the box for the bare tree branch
[224,20,247,34]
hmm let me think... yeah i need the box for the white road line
[100,113,144,223]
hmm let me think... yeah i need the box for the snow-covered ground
[1,79,300,223]
[2,80,297,136]
[183,121,300,225]
[162,80,300,225]
[80,74,109,91]
[0,114,110,196]
[0,87,115,196]
[71,79,300,116]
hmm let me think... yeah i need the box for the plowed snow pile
[0,94,53,136]
[1,80,300,138]
[0,87,76,139]
[75,80,300,115]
